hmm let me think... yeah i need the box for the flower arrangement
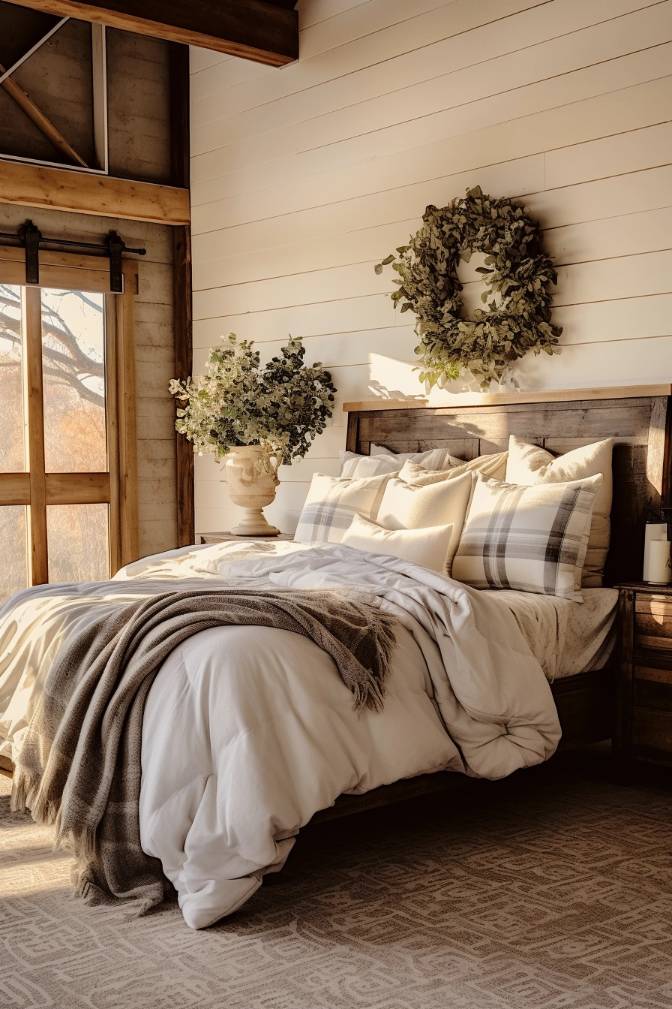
[170,334,336,464]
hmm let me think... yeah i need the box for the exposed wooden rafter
[0,158,190,224]
[0,60,88,166]
[0,11,68,85]
[3,0,299,65]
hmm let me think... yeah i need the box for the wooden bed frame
[315,384,672,821]
[2,387,670,808]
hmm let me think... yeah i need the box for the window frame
[0,247,138,583]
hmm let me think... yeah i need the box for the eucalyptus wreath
[375,186,562,387]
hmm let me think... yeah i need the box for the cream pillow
[505,436,613,586]
[377,471,473,575]
[371,443,463,470]
[452,474,602,601]
[340,452,403,479]
[294,473,389,545]
[342,514,454,573]
[399,451,508,486]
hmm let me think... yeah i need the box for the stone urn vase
[224,445,280,536]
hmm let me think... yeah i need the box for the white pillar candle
[643,539,672,584]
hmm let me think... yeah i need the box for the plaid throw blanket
[11,588,396,913]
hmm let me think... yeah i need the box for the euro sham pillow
[340,452,404,479]
[342,513,454,573]
[371,443,464,470]
[452,473,602,601]
[505,436,613,587]
[376,471,473,575]
[399,451,508,486]
[294,473,389,545]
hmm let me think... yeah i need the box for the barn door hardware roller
[0,220,146,292]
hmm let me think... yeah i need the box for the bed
[0,385,670,928]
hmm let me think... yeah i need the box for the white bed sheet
[482,587,619,681]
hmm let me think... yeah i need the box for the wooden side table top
[199,532,293,544]
[616,581,672,594]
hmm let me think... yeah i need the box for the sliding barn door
[0,250,138,600]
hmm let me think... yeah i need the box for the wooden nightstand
[199,532,293,545]
[618,583,672,768]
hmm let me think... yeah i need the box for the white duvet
[0,541,560,929]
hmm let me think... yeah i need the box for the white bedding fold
[0,541,560,929]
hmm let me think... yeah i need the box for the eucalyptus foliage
[375,186,562,387]
[170,335,335,463]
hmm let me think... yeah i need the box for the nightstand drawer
[634,660,672,686]
[617,583,672,769]
[634,678,672,708]
[632,706,672,759]
[635,596,672,646]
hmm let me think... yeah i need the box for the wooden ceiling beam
[0,158,190,225]
[2,0,298,65]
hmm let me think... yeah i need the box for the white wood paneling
[191,0,672,536]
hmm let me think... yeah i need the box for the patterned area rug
[1,751,671,1009]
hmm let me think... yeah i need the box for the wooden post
[23,286,48,583]
[170,43,194,547]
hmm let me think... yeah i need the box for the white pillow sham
[399,451,508,486]
[340,452,403,479]
[452,473,602,601]
[342,514,454,573]
[505,436,613,587]
[371,443,463,470]
[294,473,389,545]
[377,471,473,575]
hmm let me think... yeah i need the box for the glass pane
[47,504,109,583]
[41,288,107,473]
[0,283,26,472]
[0,506,28,601]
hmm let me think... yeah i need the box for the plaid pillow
[294,473,389,545]
[452,474,602,600]
[505,435,613,588]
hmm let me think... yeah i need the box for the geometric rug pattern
[1,751,671,1009]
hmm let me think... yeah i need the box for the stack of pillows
[294,437,613,601]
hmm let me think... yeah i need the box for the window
[0,249,138,600]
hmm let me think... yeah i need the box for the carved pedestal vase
[224,445,280,537]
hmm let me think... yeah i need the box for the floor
[1,750,671,1009]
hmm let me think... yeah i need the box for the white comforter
[0,541,560,929]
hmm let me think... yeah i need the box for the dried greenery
[170,335,335,463]
[375,186,562,387]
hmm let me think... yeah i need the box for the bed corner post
[346,411,360,454]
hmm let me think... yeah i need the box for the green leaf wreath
[375,186,562,387]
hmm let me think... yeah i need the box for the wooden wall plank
[191,161,672,288]
[193,0,661,120]
[193,3,671,163]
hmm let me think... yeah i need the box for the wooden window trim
[0,251,139,582]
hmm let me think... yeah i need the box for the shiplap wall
[190,0,672,536]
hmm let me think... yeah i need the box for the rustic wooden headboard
[344,385,672,585]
